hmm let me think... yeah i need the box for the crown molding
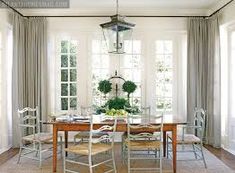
[18,7,208,17]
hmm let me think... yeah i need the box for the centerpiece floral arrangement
[96,76,139,116]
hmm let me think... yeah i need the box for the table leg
[172,125,177,173]
[64,131,68,156]
[53,125,58,172]
[163,131,166,157]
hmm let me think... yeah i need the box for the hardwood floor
[204,145,235,170]
[0,148,19,165]
[0,144,235,171]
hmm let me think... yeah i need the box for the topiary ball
[122,80,137,94]
[98,80,112,94]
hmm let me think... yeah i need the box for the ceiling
[15,0,231,16]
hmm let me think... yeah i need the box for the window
[91,40,110,106]
[155,40,173,113]
[90,40,142,108]
[60,40,78,110]
[0,31,2,116]
[121,40,142,107]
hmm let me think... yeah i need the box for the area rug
[0,145,234,173]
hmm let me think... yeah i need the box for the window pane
[133,40,141,54]
[70,83,77,96]
[61,98,68,110]
[61,84,68,96]
[165,70,173,83]
[131,97,141,107]
[101,55,109,68]
[101,41,107,53]
[156,84,165,97]
[165,55,173,68]
[70,69,77,81]
[133,85,141,97]
[61,69,68,82]
[92,55,101,68]
[133,69,141,82]
[132,55,141,68]
[164,41,173,54]
[61,40,68,53]
[165,84,172,97]
[124,40,132,53]
[156,73,165,83]
[156,61,165,72]
[165,98,172,110]
[156,98,165,111]
[92,40,100,53]
[70,98,77,109]
[61,55,68,67]
[70,40,77,53]
[156,41,164,54]
[70,55,77,67]
[123,55,132,68]
[123,69,132,80]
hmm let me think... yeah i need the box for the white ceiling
[17,0,231,16]
[70,0,219,9]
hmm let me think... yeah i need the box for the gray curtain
[187,16,221,147]
[12,13,47,147]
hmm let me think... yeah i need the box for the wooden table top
[45,114,187,125]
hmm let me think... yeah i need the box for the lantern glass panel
[102,25,133,54]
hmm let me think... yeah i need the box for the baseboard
[222,147,235,155]
[0,146,12,155]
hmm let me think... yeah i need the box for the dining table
[46,114,186,173]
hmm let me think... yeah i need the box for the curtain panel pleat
[187,16,221,147]
[12,13,47,147]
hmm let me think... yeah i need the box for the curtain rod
[209,0,234,17]
[0,0,24,17]
[0,0,234,18]
[25,15,207,18]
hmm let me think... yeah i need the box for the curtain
[12,13,47,147]
[187,16,221,147]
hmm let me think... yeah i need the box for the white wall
[219,1,235,153]
[0,9,13,154]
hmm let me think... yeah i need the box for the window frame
[56,38,79,111]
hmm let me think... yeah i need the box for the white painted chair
[125,113,163,173]
[73,106,108,144]
[17,107,62,168]
[167,108,207,168]
[63,115,117,173]
[121,106,151,161]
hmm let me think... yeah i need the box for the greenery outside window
[121,40,142,107]
[91,40,110,106]
[156,40,173,113]
[60,40,78,110]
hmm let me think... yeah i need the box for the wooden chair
[121,106,151,161]
[17,107,62,168]
[73,106,108,144]
[125,113,163,173]
[63,115,117,173]
[167,108,207,168]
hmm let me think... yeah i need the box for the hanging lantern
[100,0,135,54]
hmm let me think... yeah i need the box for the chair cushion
[23,133,53,142]
[168,134,201,144]
[125,139,161,150]
[65,143,112,156]
[74,131,108,139]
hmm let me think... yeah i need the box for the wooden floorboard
[204,144,235,170]
[0,148,19,165]
[0,144,235,171]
